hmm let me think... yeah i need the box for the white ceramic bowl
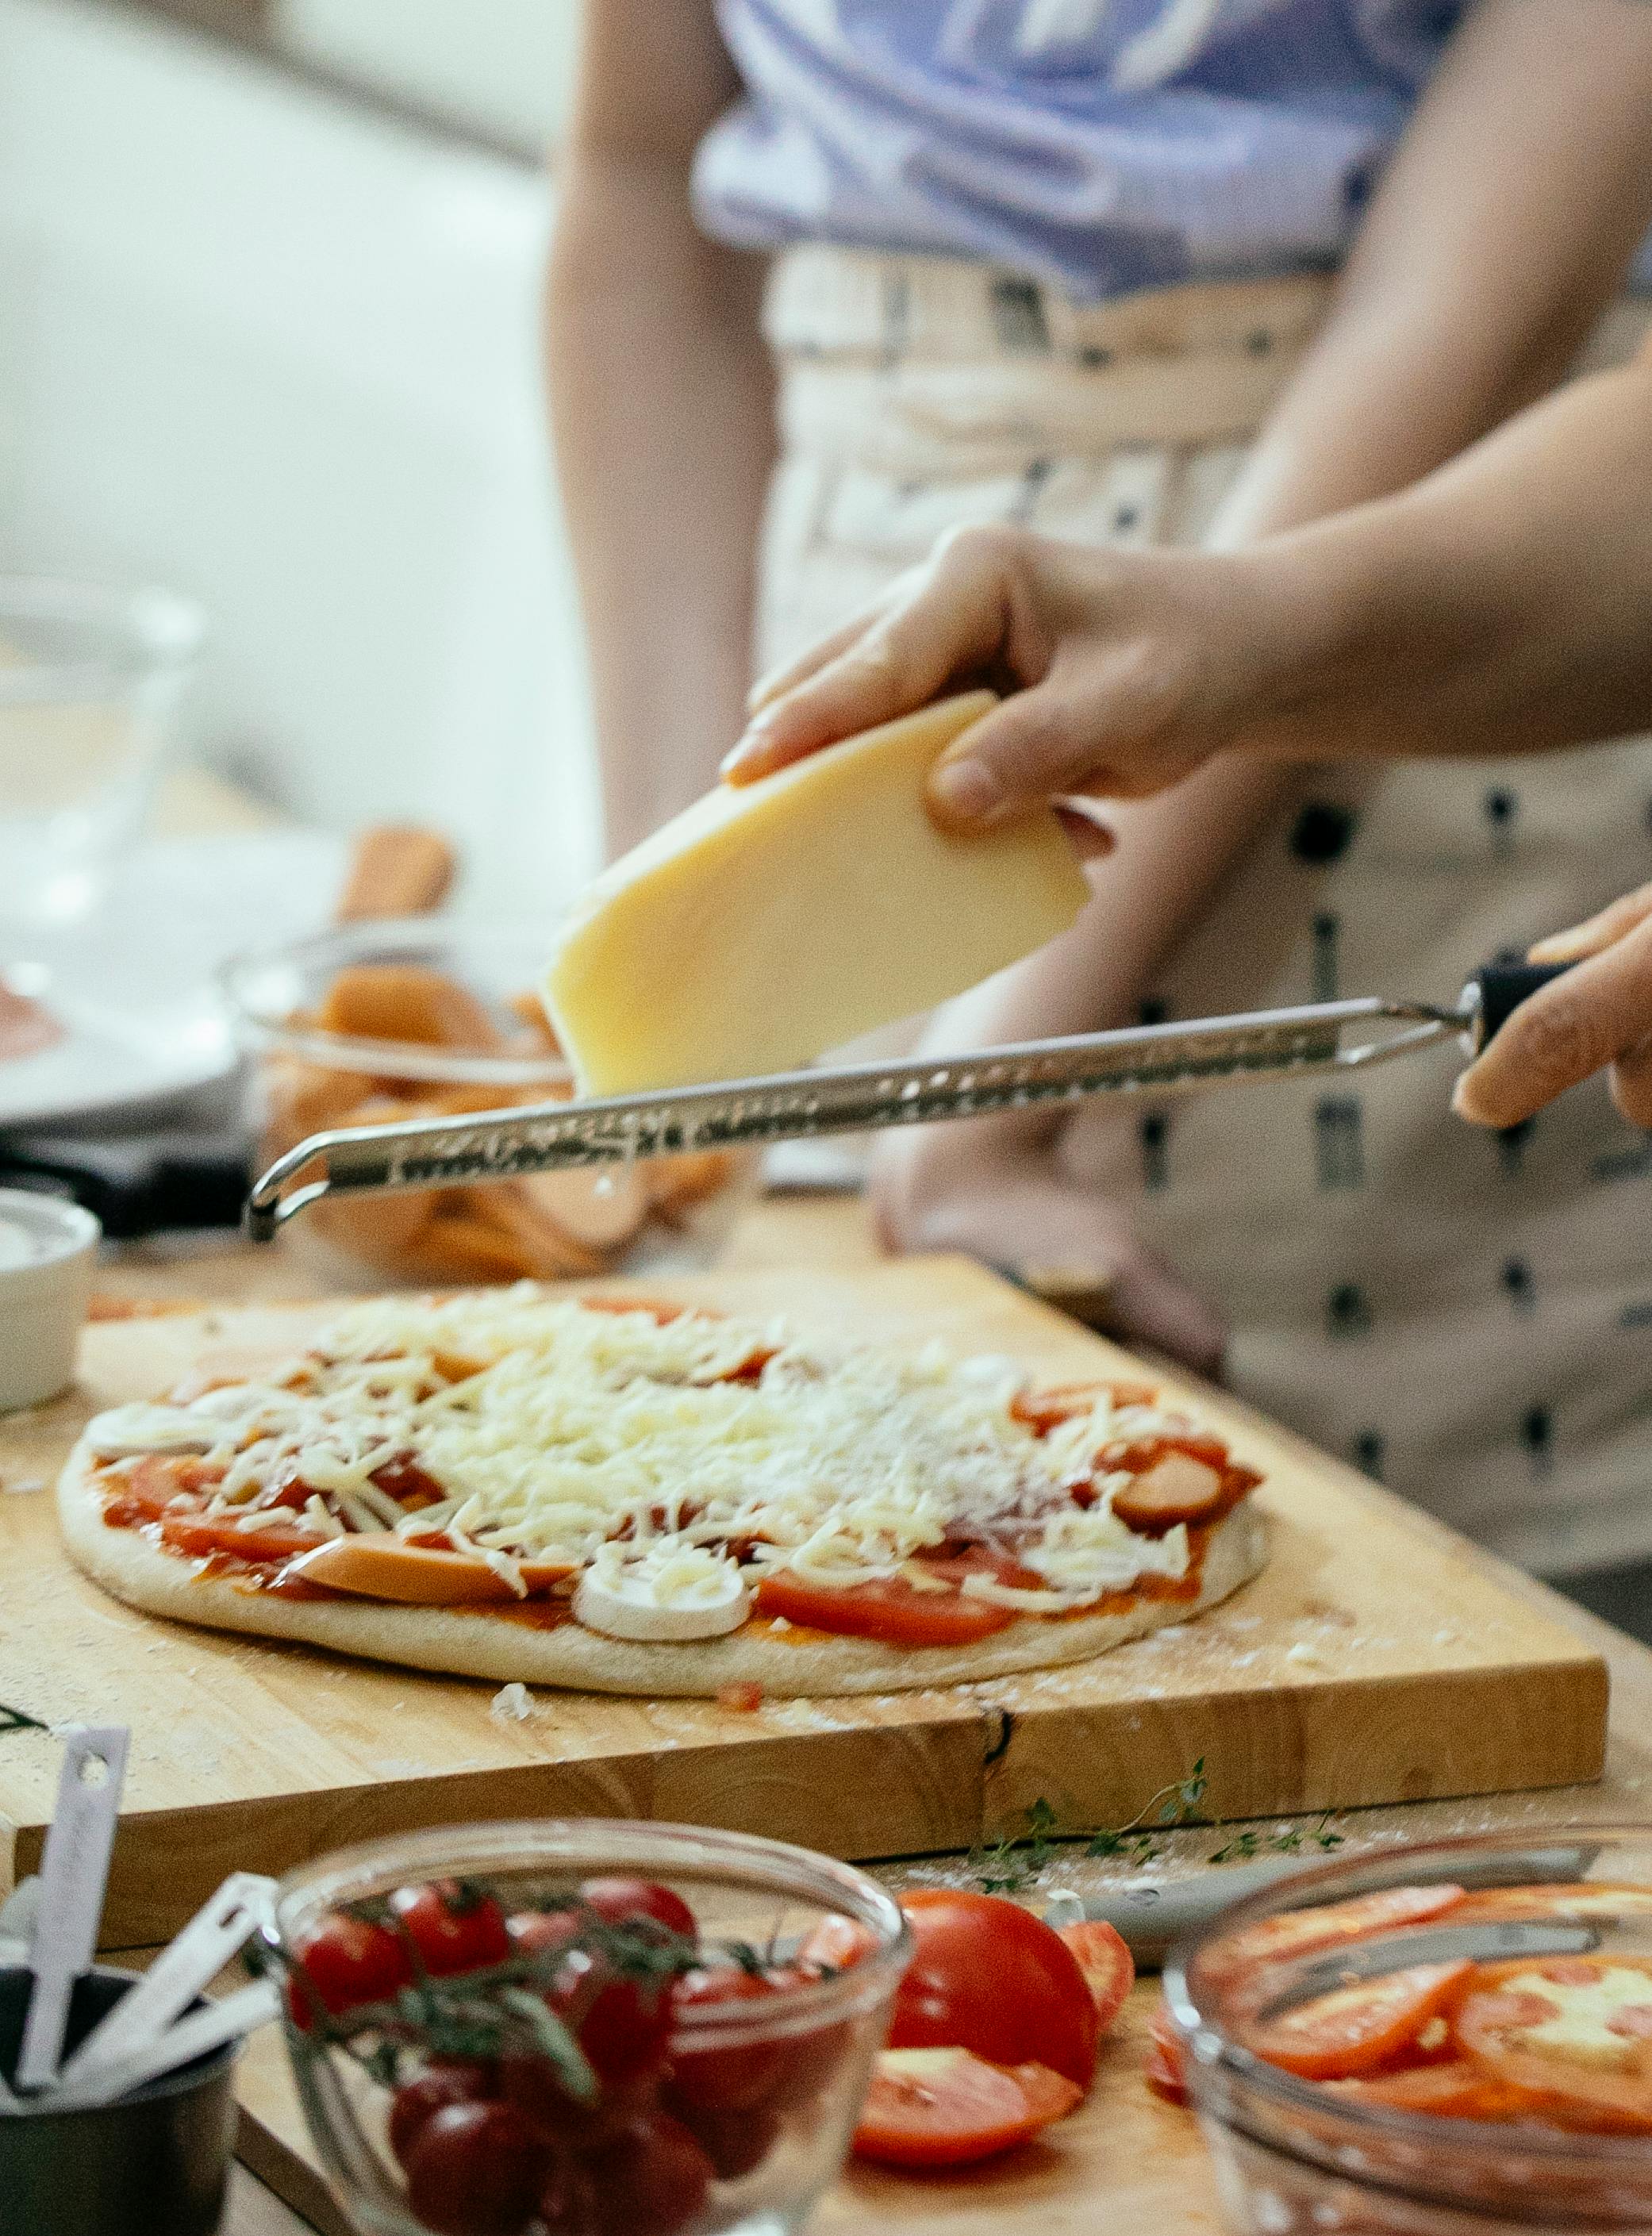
[0,1189,99,1410]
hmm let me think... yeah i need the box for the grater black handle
[0,1130,251,1239]
[1470,959,1575,1051]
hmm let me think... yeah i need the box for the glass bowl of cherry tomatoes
[1162,1825,1652,2234]
[223,919,753,1289]
[259,1817,910,2236]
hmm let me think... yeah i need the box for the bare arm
[548,1,774,859]
[1233,344,1652,764]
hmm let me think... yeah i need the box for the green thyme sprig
[972,1797,1063,1894]
[1206,1815,1344,1865]
[1085,1759,1208,1866]
[970,1764,1343,1891]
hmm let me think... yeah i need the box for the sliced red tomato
[1012,1381,1157,1435]
[1058,1921,1135,2036]
[98,1452,217,1526]
[910,1544,1046,1592]
[1144,2004,1189,2105]
[752,1569,1013,1647]
[1238,1961,1473,2080]
[159,1513,327,1564]
[890,1891,1100,2088]
[1012,1385,1109,1436]
[1449,1884,1652,1925]
[1205,1884,1466,1987]
[1003,2061,1083,2127]
[1327,2061,1525,2121]
[1451,1957,1652,2133]
[369,1455,447,1504]
[717,1345,778,1385]
[852,2049,1079,2168]
[260,1471,325,1513]
[797,1914,878,1976]
[576,1297,688,1324]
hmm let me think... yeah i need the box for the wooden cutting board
[0,1256,1606,1946]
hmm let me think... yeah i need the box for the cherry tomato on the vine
[509,1908,582,1961]
[287,1911,413,2028]
[554,1946,674,2088]
[664,1961,824,2115]
[401,2100,549,2236]
[578,2111,713,2236]
[388,2060,500,2166]
[390,1880,513,1978]
[579,1876,697,1941]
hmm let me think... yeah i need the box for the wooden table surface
[66,780,1652,2232]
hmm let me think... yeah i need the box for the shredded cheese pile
[90,1288,1205,1609]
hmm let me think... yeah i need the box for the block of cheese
[543,691,1090,1096]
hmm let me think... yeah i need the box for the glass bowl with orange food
[1163,1825,1652,2234]
[221,920,751,1288]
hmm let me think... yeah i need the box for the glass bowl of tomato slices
[261,1817,909,2236]
[1164,1826,1652,2234]
[223,920,754,1289]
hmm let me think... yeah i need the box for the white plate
[0,830,347,1131]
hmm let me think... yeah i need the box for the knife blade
[1043,1842,1606,1971]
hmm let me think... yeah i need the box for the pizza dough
[56,1442,1266,1696]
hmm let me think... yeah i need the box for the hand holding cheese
[543,692,1090,1097]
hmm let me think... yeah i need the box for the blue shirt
[693,1,1465,302]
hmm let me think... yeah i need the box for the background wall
[0,0,601,909]
[274,0,577,153]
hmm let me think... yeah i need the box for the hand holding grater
[245,958,1567,1242]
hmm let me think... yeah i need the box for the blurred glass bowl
[1165,1825,1652,2234]
[221,919,751,1288]
[0,577,203,945]
[264,1818,910,2236]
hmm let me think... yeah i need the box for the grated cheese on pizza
[81,1288,1254,1631]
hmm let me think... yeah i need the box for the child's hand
[1454,886,1652,1130]
[723,526,1288,830]
[869,1124,1227,1379]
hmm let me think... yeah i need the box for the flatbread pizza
[58,1289,1266,1696]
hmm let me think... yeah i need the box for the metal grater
[245,959,1562,1241]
